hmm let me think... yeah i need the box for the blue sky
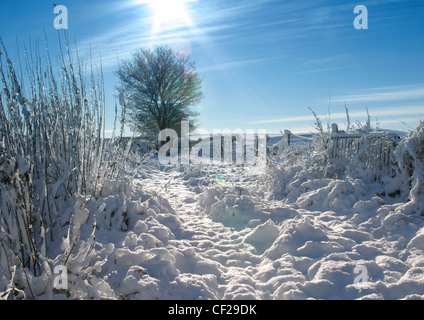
[1,0,424,135]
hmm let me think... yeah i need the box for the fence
[269,130,313,157]
[273,124,401,182]
[327,124,400,181]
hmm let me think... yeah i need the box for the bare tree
[115,46,203,142]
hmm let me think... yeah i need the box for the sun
[147,0,194,33]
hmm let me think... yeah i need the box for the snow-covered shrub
[0,151,37,289]
[268,108,407,202]
[266,139,328,200]
[390,121,424,215]
[0,36,141,298]
[269,107,424,218]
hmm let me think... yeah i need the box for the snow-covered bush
[0,36,142,298]
[270,109,422,215]
[389,121,424,215]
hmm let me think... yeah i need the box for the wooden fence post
[284,130,291,147]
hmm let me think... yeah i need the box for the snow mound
[408,226,424,251]
[244,219,281,254]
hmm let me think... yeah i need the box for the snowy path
[136,164,266,299]
[124,160,424,300]
[74,158,424,300]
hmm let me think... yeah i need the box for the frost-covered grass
[0,36,145,299]
[271,108,422,206]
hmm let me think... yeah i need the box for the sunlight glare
[148,0,194,33]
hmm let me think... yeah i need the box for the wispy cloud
[329,84,424,103]
[246,114,315,125]
[302,54,351,66]
[246,104,424,125]
[197,56,276,73]
[76,18,235,71]
[75,0,374,71]
[286,63,366,76]
[76,0,295,71]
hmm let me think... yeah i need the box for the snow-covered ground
[19,151,420,300]
[2,131,424,300]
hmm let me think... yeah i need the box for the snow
[2,134,424,300]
